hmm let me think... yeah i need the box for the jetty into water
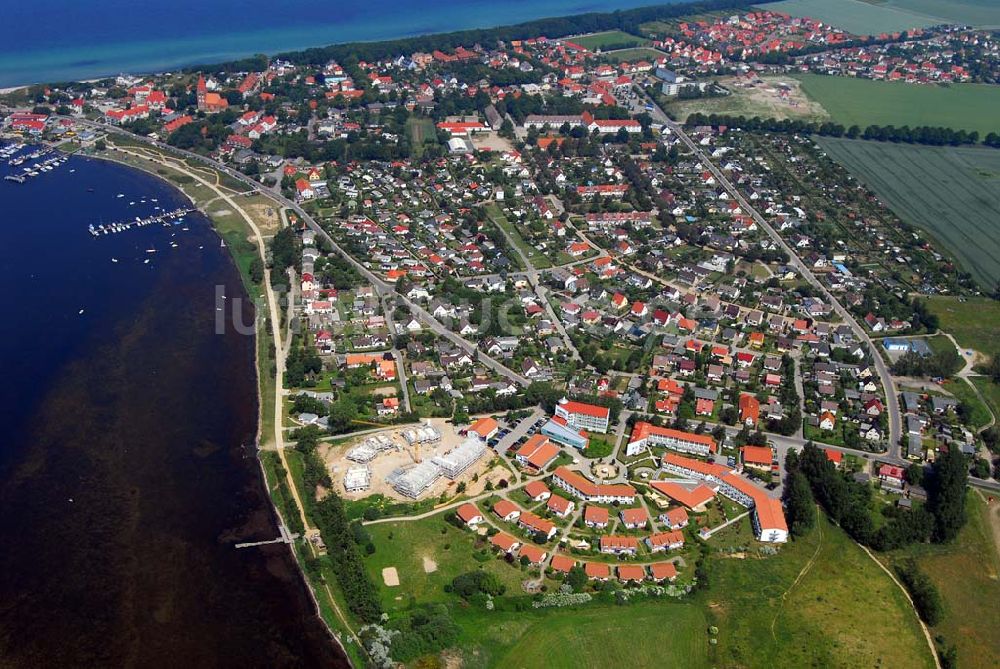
[89,206,194,237]
[234,523,299,549]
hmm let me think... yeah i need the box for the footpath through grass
[710,514,935,668]
[485,203,551,269]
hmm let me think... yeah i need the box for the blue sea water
[0,0,679,87]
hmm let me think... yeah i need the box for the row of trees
[684,112,995,148]
[312,493,384,623]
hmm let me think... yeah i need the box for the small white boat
[78,309,85,315]
[111,258,118,263]
[145,249,156,253]
[144,259,150,264]
[117,193,124,198]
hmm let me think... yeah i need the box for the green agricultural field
[363,515,525,612]
[887,491,1000,669]
[759,0,942,35]
[570,30,648,51]
[711,514,935,668]
[883,0,1000,28]
[817,139,1000,289]
[797,75,1000,137]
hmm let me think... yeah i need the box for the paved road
[636,90,903,454]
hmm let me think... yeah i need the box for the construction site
[323,418,512,501]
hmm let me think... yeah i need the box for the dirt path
[861,546,942,669]
[770,509,824,640]
[974,489,1000,567]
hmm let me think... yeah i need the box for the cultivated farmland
[758,0,941,35]
[796,74,1000,137]
[817,138,1000,289]
[884,0,1000,28]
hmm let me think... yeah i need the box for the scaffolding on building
[387,460,442,498]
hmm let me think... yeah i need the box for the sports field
[602,47,665,63]
[759,0,941,35]
[796,74,1000,137]
[570,30,648,51]
[817,138,1000,289]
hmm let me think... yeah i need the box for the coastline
[83,142,357,665]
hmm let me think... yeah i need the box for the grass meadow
[817,139,1000,290]
[709,514,934,668]
[887,492,1000,669]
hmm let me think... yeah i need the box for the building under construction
[402,424,441,446]
[343,464,372,493]
[347,433,397,463]
[387,460,442,499]
[432,437,487,479]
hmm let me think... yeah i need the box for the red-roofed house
[649,561,678,582]
[457,503,484,527]
[584,505,610,528]
[646,530,685,552]
[546,494,575,518]
[524,480,551,502]
[492,499,522,522]
[619,507,649,530]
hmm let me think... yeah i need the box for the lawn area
[798,75,1000,138]
[465,601,708,669]
[926,296,1000,358]
[758,0,942,34]
[944,378,993,430]
[818,139,1000,290]
[363,515,525,612]
[405,116,437,158]
[710,514,935,668]
[886,491,1000,669]
[972,377,1000,422]
[570,30,648,51]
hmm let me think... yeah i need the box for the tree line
[784,443,968,550]
[685,112,996,148]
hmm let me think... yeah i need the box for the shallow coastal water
[0,0,674,87]
[0,153,345,667]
